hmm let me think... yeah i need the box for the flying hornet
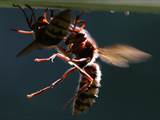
[25,14,151,115]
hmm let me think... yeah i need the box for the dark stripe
[78,92,97,99]
[46,30,66,40]
[50,31,66,37]
[74,104,86,112]
[74,100,90,112]
[45,30,65,40]
[50,22,68,30]
[54,30,68,36]
[47,23,65,32]
[89,84,101,89]
[75,99,92,107]
[79,82,100,89]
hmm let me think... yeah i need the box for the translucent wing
[16,41,40,57]
[98,44,151,67]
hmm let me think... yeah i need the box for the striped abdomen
[72,63,102,115]
[43,9,72,45]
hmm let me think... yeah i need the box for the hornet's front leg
[34,53,70,63]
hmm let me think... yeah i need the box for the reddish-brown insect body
[63,23,102,114]
[19,9,151,115]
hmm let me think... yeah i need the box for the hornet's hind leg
[27,67,77,98]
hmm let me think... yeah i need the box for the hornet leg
[34,53,93,84]
[11,29,33,35]
[27,67,77,99]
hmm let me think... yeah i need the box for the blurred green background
[0,8,159,120]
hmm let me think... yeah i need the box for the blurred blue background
[0,8,159,120]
